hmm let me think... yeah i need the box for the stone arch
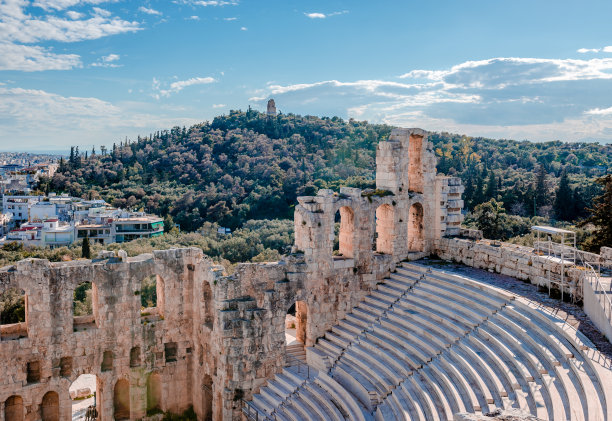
[285,300,308,345]
[333,206,355,258]
[4,395,24,421]
[375,204,394,254]
[146,373,162,415]
[69,373,102,421]
[408,134,424,193]
[113,378,130,420]
[202,374,213,421]
[408,202,425,252]
[129,346,141,367]
[41,391,59,421]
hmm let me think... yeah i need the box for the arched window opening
[375,204,394,255]
[41,391,59,421]
[101,350,113,372]
[130,347,141,367]
[408,134,424,193]
[0,288,27,340]
[333,206,355,259]
[408,203,425,252]
[113,379,130,420]
[4,395,24,421]
[146,373,162,416]
[73,282,96,330]
[285,301,307,348]
[69,374,99,421]
[202,374,213,421]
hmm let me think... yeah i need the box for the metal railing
[242,399,268,421]
[285,352,311,379]
[582,261,612,327]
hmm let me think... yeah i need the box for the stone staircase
[286,343,307,363]
[244,262,612,421]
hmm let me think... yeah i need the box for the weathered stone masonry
[0,128,465,420]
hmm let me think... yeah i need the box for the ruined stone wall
[0,127,466,421]
[435,236,612,299]
[0,248,216,421]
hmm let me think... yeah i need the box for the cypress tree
[535,165,548,212]
[553,170,574,221]
[81,237,91,259]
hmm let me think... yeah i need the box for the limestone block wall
[0,248,215,421]
[435,237,605,299]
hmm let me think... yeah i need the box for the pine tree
[485,171,498,200]
[81,237,91,259]
[580,174,612,252]
[535,165,548,213]
[553,170,574,221]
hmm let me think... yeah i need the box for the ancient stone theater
[1,129,611,421]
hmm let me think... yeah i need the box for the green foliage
[468,199,531,241]
[141,275,157,308]
[161,406,197,421]
[579,174,612,253]
[73,283,92,316]
[0,288,25,324]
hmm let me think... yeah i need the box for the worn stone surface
[1,128,465,420]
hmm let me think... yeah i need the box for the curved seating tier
[245,262,612,421]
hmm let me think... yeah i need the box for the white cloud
[0,86,203,150]
[304,10,347,19]
[604,46,612,53]
[187,15,200,20]
[240,26,246,30]
[212,103,226,108]
[65,10,84,19]
[33,0,116,11]
[176,0,238,6]
[91,53,120,67]
[223,17,237,21]
[153,76,216,97]
[585,106,612,115]
[138,6,162,15]
[0,42,81,71]
[577,48,600,53]
[250,55,612,142]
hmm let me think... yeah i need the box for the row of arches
[332,202,424,257]
[1,275,166,340]
[3,373,162,421]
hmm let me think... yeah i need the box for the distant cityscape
[0,152,164,248]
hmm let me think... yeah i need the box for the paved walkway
[69,374,96,421]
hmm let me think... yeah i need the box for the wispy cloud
[91,53,120,67]
[175,0,239,6]
[578,48,600,53]
[250,56,612,142]
[304,10,348,19]
[0,0,140,72]
[223,17,237,21]
[186,15,200,20]
[139,6,162,15]
[153,76,216,98]
[212,103,226,108]
[0,43,81,71]
[240,26,247,31]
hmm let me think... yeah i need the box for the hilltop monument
[267,99,277,116]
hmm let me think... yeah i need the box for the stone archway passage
[4,395,24,421]
[408,203,424,252]
[41,391,59,421]
[113,379,130,420]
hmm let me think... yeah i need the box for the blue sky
[2,0,612,152]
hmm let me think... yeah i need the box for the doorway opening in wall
[41,391,60,421]
[0,287,27,340]
[333,206,355,259]
[4,395,24,421]
[70,374,100,421]
[73,282,96,331]
[285,301,307,363]
[146,373,162,416]
[113,379,130,420]
[375,204,394,254]
[408,203,425,253]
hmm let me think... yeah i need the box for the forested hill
[46,109,612,232]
